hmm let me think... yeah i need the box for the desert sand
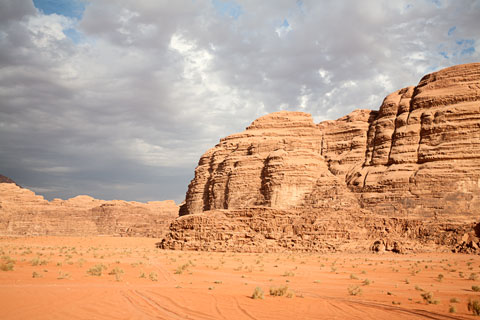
[1,236,480,319]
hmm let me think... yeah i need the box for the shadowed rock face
[0,175,19,185]
[163,63,480,253]
[0,181,178,237]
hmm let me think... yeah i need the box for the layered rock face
[347,63,480,216]
[163,63,480,253]
[0,181,177,237]
[180,112,360,216]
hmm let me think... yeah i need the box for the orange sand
[0,236,479,319]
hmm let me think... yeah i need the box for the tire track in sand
[234,297,258,320]
[212,294,228,320]
[122,289,186,319]
[306,291,469,320]
[145,289,217,320]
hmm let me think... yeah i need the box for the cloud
[0,0,479,203]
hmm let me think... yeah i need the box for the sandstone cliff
[163,63,480,253]
[0,180,178,237]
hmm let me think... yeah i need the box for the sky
[0,0,479,203]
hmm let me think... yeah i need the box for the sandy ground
[1,237,479,319]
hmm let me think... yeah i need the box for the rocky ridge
[0,180,177,237]
[162,63,480,253]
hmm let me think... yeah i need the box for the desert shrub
[77,258,86,267]
[437,274,444,282]
[421,292,439,304]
[449,305,456,313]
[174,263,189,274]
[251,287,264,300]
[469,273,478,281]
[362,279,371,286]
[282,271,295,277]
[108,267,124,276]
[348,285,362,296]
[450,297,460,303]
[468,299,480,316]
[32,271,42,278]
[109,267,124,281]
[57,271,70,279]
[350,274,358,280]
[421,292,433,304]
[0,256,15,271]
[30,257,48,266]
[149,272,158,281]
[269,286,288,297]
[87,264,105,276]
[473,286,480,292]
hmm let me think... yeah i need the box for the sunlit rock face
[162,63,480,253]
[0,180,178,237]
[181,63,480,218]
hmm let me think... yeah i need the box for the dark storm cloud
[0,0,479,202]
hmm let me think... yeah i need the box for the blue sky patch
[461,46,475,56]
[63,28,83,44]
[33,0,87,19]
[447,26,456,36]
[456,39,474,46]
[211,0,243,19]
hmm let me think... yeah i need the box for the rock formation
[0,178,177,237]
[162,63,480,253]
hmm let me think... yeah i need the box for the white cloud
[0,0,479,202]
